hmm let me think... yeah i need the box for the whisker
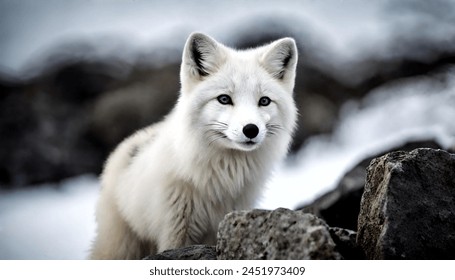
[266,123,284,130]
[266,123,288,137]
[204,122,228,146]
[208,132,227,146]
[207,121,228,128]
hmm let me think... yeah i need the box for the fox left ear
[181,33,225,80]
[261,38,298,83]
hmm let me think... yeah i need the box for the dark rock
[0,85,106,187]
[216,208,342,260]
[144,245,216,260]
[88,64,179,150]
[357,148,455,259]
[0,58,178,188]
[298,139,443,230]
[329,227,365,260]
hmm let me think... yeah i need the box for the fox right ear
[261,38,298,82]
[181,33,225,80]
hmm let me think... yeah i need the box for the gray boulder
[144,245,216,260]
[216,208,342,260]
[357,148,455,259]
[298,139,443,230]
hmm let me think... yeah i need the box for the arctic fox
[89,32,298,259]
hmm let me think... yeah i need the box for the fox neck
[166,108,274,205]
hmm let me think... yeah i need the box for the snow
[1,0,454,260]
[0,176,98,259]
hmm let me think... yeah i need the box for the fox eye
[217,94,233,105]
[258,96,271,106]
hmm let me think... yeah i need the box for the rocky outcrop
[145,209,348,260]
[357,148,455,259]
[216,208,342,260]
[144,147,455,260]
[144,209,365,260]
[297,140,443,230]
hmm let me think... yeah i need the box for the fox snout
[242,123,259,139]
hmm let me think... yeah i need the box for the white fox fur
[89,32,298,259]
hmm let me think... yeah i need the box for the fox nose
[243,124,259,139]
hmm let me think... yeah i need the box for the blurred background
[1,0,455,259]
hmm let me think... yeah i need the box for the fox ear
[261,38,298,82]
[181,33,225,80]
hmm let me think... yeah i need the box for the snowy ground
[0,175,98,259]
[1,0,454,260]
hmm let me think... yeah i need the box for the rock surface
[144,245,216,260]
[357,148,455,259]
[0,63,179,187]
[329,227,365,260]
[216,208,342,260]
[298,140,443,230]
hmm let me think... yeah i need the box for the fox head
[178,32,298,152]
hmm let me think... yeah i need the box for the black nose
[243,124,259,139]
